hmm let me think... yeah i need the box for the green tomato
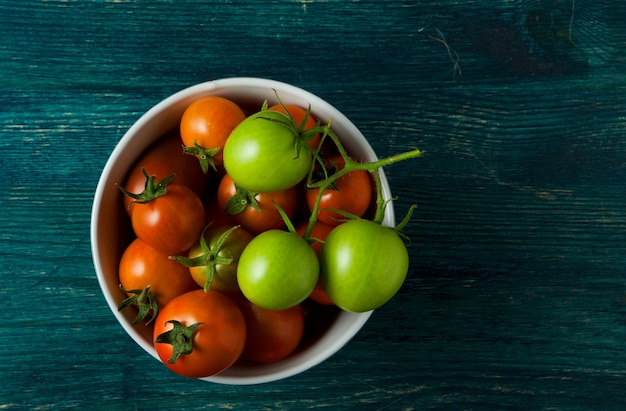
[320,219,409,313]
[237,229,319,310]
[222,110,313,192]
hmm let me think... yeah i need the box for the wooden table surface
[3,1,626,409]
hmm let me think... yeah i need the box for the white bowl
[91,77,395,385]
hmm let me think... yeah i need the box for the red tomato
[180,96,246,171]
[217,173,298,234]
[119,238,199,310]
[296,221,335,305]
[306,156,373,226]
[236,297,304,364]
[122,134,210,215]
[268,103,320,149]
[153,289,246,378]
[130,183,205,255]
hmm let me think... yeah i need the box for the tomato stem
[395,204,417,233]
[118,284,159,325]
[303,183,326,240]
[223,185,262,215]
[307,126,422,191]
[305,123,422,230]
[155,320,203,364]
[171,224,238,292]
[272,200,297,235]
[117,168,175,208]
[183,140,220,174]
[371,170,388,225]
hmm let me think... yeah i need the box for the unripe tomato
[268,103,321,149]
[237,230,319,310]
[182,224,253,295]
[223,110,313,193]
[320,220,409,313]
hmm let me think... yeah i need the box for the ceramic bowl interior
[91,77,395,384]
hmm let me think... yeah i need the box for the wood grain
[2,1,626,409]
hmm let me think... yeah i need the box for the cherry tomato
[153,289,246,378]
[320,219,409,313]
[130,183,205,255]
[180,96,246,172]
[175,224,253,295]
[217,173,298,234]
[119,238,198,310]
[306,156,373,226]
[122,134,209,215]
[268,103,320,149]
[296,221,335,305]
[222,110,313,193]
[237,229,319,310]
[236,297,304,364]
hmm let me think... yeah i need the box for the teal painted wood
[2,1,626,409]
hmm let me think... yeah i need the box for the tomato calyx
[261,92,324,149]
[118,284,159,325]
[155,320,203,363]
[171,224,239,292]
[254,110,309,163]
[183,140,221,174]
[223,184,262,215]
[117,168,175,208]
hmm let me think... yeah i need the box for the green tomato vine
[251,91,423,243]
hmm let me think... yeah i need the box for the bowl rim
[91,77,394,385]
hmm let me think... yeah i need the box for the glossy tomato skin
[237,230,319,310]
[222,110,313,193]
[320,220,409,313]
[217,173,298,234]
[268,104,320,150]
[236,297,304,364]
[131,184,205,255]
[180,96,246,166]
[306,156,373,226]
[153,289,246,378]
[295,221,335,305]
[119,238,198,309]
[186,224,253,295]
[123,134,210,215]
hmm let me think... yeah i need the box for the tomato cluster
[116,94,421,379]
